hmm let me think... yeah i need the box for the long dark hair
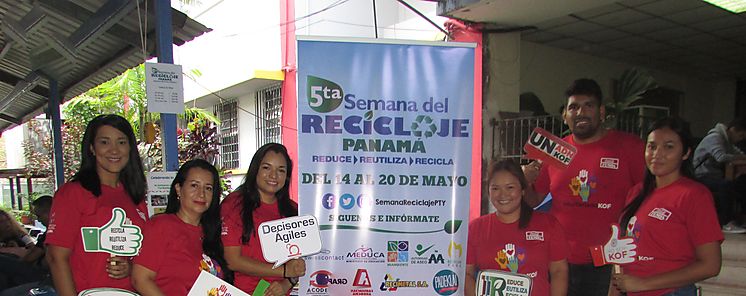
[165,159,232,283]
[237,143,297,243]
[71,114,146,204]
[621,117,694,228]
[486,159,533,229]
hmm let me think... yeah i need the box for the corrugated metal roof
[0,0,210,132]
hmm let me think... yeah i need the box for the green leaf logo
[364,111,374,120]
[444,220,462,234]
[307,76,344,113]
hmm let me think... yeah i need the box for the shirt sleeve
[137,202,149,221]
[547,216,569,262]
[534,164,550,196]
[133,218,166,272]
[220,198,244,247]
[466,218,481,265]
[701,133,737,163]
[628,137,647,186]
[684,186,724,246]
[45,184,82,248]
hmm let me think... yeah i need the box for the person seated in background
[0,196,54,295]
[0,209,34,255]
[692,118,746,234]
[24,196,52,265]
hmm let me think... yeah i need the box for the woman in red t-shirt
[132,159,231,296]
[221,143,305,296]
[612,117,723,296]
[46,115,148,296]
[466,160,569,296]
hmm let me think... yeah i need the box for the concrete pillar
[483,32,521,161]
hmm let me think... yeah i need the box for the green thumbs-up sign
[81,208,143,256]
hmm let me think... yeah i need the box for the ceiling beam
[0,113,21,125]
[38,0,144,49]
[0,41,14,61]
[0,70,49,98]
[1,4,47,45]
[68,0,137,50]
[0,72,42,113]
[62,45,141,100]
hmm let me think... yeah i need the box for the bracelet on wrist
[286,277,298,286]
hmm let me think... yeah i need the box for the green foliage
[140,116,231,197]
[22,119,82,182]
[606,68,659,128]
[24,63,229,196]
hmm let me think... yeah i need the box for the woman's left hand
[612,273,646,293]
[106,256,131,279]
[265,280,291,296]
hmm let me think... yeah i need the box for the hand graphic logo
[495,251,508,269]
[590,224,636,266]
[81,208,143,256]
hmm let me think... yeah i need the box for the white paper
[188,270,250,296]
[145,62,184,114]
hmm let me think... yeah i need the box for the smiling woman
[613,117,723,296]
[219,143,305,296]
[46,115,148,296]
[132,159,230,296]
[465,160,569,296]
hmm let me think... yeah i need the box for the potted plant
[606,68,659,129]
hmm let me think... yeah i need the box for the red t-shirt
[535,130,645,264]
[220,192,286,293]
[467,212,569,296]
[46,181,148,292]
[134,214,224,296]
[622,177,723,296]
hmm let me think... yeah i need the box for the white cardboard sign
[476,270,532,296]
[258,215,322,268]
[81,208,142,256]
[188,270,250,296]
[145,62,184,114]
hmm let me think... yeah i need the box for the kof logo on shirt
[648,208,672,221]
[600,158,619,170]
[525,231,544,241]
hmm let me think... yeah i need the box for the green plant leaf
[614,68,658,106]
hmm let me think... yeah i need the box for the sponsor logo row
[306,268,459,296]
[307,240,463,268]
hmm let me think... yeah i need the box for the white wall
[173,0,282,102]
[295,0,447,41]
[518,40,737,137]
[237,91,258,170]
[4,124,25,169]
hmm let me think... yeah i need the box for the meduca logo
[302,75,470,153]
[307,76,344,113]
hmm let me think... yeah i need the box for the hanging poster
[145,62,184,114]
[297,36,475,296]
[146,171,177,217]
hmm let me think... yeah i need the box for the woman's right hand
[522,161,542,184]
[284,258,306,277]
[106,256,131,279]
